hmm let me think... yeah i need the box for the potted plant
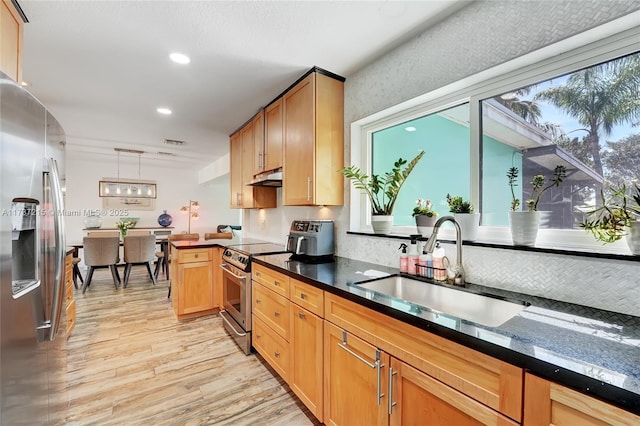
[507,165,566,246]
[412,198,438,236]
[581,183,640,254]
[340,150,425,234]
[446,194,479,241]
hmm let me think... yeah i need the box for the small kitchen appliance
[286,220,335,262]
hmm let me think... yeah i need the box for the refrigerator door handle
[45,158,66,341]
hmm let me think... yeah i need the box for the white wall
[64,149,239,245]
[242,1,640,317]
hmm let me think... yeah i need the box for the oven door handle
[219,263,247,281]
[220,310,247,337]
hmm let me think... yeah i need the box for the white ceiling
[20,0,470,168]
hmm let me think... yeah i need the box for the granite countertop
[252,253,640,415]
[170,237,274,249]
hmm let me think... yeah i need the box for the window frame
[347,14,640,254]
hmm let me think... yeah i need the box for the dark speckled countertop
[170,237,275,249]
[252,253,640,415]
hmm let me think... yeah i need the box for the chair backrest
[83,237,120,266]
[204,232,233,240]
[168,233,199,242]
[88,231,120,237]
[123,235,156,263]
[127,230,151,236]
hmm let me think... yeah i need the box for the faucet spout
[422,216,465,285]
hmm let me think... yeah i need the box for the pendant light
[137,154,143,195]
[115,152,122,194]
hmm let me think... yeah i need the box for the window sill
[346,230,640,262]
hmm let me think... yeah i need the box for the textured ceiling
[20,1,469,168]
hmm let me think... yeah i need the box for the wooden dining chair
[160,233,199,298]
[82,236,121,294]
[122,235,157,288]
[88,231,120,237]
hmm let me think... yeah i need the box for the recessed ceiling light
[405,126,417,132]
[169,53,190,64]
[157,107,172,115]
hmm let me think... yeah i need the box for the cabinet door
[290,304,323,421]
[178,261,213,315]
[389,358,518,426]
[240,122,255,207]
[213,247,223,308]
[283,73,315,205]
[324,321,389,426]
[229,132,243,208]
[0,0,23,82]
[524,373,640,426]
[253,109,265,175]
[264,98,283,171]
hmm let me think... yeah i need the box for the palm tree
[534,55,640,180]
[494,88,542,125]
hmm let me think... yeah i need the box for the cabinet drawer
[289,278,323,317]
[253,316,289,383]
[252,263,289,296]
[65,279,74,304]
[178,249,210,264]
[253,282,290,340]
[65,299,76,337]
[325,293,523,422]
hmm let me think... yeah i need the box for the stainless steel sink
[354,276,527,327]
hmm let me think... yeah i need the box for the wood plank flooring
[64,266,320,425]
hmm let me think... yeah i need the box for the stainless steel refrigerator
[1,70,68,424]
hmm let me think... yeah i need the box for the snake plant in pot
[507,165,566,246]
[340,150,425,234]
[581,183,640,254]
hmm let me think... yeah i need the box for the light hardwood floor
[65,266,320,425]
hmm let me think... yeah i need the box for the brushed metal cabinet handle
[300,293,306,299]
[298,312,305,319]
[274,311,280,317]
[274,351,280,358]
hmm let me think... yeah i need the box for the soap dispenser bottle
[407,236,419,275]
[398,243,408,273]
[432,242,446,281]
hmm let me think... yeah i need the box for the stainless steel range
[219,243,289,354]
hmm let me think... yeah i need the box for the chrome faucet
[423,216,465,285]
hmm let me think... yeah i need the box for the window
[372,103,470,227]
[480,52,640,230]
[348,21,640,254]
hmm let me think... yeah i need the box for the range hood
[248,170,282,187]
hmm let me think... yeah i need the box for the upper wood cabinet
[253,99,283,175]
[283,71,344,206]
[524,373,640,425]
[0,0,23,82]
[229,112,277,209]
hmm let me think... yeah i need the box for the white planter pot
[509,211,541,247]
[371,215,393,234]
[415,215,437,237]
[626,221,640,255]
[454,213,480,241]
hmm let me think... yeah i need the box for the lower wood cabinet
[289,303,323,420]
[64,253,76,338]
[251,265,639,425]
[389,358,518,426]
[171,247,216,319]
[523,373,640,425]
[253,315,289,382]
[324,321,389,426]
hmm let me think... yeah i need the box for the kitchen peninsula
[250,253,640,424]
